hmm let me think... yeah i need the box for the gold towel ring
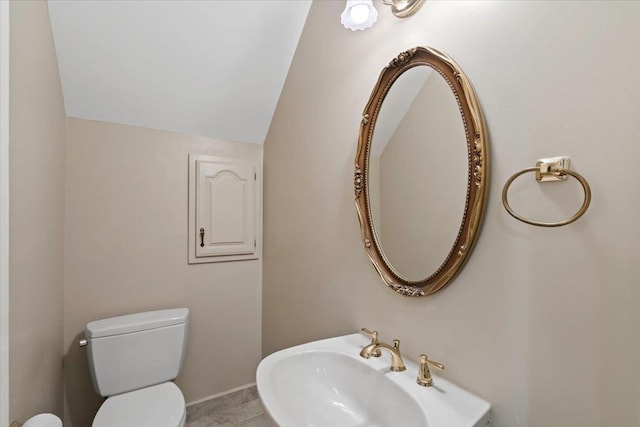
[502,167,591,227]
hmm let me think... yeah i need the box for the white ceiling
[48,0,312,144]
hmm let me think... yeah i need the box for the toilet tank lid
[86,308,189,339]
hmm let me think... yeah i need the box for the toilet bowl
[82,308,189,427]
[92,382,185,427]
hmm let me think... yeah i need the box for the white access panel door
[189,155,260,263]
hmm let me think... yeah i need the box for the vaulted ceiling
[48,0,312,144]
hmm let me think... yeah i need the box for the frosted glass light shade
[341,0,378,31]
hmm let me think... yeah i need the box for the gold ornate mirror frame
[354,46,489,297]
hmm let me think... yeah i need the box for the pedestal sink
[257,333,490,427]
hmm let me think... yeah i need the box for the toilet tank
[85,308,189,397]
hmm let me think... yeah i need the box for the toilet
[82,308,189,427]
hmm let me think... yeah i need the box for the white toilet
[82,308,189,427]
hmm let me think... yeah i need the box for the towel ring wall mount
[502,156,591,227]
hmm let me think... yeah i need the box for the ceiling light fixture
[341,0,425,31]
[341,0,378,31]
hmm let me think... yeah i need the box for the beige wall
[64,118,262,427]
[263,2,640,427]
[9,0,66,422]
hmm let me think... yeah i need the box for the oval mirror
[354,47,489,297]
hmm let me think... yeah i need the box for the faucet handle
[417,354,444,387]
[361,328,378,341]
[360,328,382,357]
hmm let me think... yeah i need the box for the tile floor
[186,385,276,427]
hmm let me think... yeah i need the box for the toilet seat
[92,382,186,427]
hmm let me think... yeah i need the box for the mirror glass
[368,66,468,282]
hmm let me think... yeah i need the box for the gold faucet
[360,338,407,372]
[360,328,382,357]
[416,354,444,387]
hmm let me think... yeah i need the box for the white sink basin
[257,333,490,427]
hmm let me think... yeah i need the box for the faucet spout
[360,339,406,372]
